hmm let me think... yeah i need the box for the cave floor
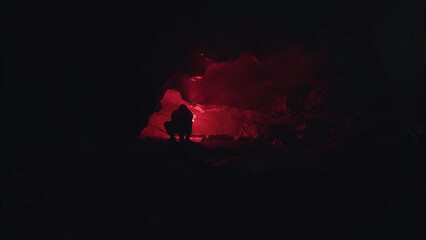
[130,133,417,239]
[6,129,418,240]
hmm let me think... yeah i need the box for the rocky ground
[4,116,423,240]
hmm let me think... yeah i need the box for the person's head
[179,104,188,110]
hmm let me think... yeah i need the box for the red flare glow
[140,49,331,142]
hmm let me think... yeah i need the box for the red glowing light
[190,76,202,82]
[139,49,330,142]
[140,89,262,139]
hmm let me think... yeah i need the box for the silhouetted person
[164,104,193,142]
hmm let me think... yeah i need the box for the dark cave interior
[3,0,424,239]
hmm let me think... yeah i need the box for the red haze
[140,47,330,141]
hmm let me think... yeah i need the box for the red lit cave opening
[140,49,344,144]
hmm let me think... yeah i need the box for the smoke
[140,46,334,140]
[181,46,324,110]
[140,89,263,140]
